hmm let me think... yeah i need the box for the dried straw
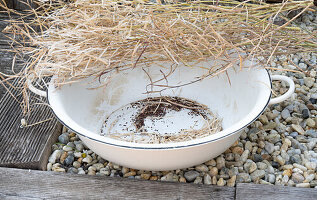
[0,0,316,87]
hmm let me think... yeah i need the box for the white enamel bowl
[29,60,294,171]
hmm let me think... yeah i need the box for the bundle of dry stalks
[1,0,316,87]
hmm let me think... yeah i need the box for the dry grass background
[0,0,316,115]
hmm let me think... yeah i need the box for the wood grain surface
[0,75,61,169]
[0,167,235,200]
[236,183,317,200]
[0,13,61,170]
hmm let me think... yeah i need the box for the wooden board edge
[38,121,62,170]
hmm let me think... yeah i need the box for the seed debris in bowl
[100,96,222,144]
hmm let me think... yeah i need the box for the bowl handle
[26,74,47,97]
[269,75,295,105]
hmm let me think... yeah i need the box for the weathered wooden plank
[0,13,26,99]
[0,192,41,200]
[236,183,317,200]
[0,12,60,170]
[0,47,23,79]
[0,167,235,200]
[0,76,61,170]
[0,13,30,125]
[0,0,14,10]
[12,0,38,11]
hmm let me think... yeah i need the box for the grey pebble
[236,173,251,183]
[293,163,307,171]
[100,168,111,176]
[195,164,209,172]
[275,155,285,166]
[249,133,259,142]
[228,167,239,177]
[291,138,307,152]
[244,161,257,174]
[93,163,105,171]
[299,63,307,70]
[253,154,263,162]
[291,173,305,183]
[265,142,275,154]
[256,162,267,170]
[302,109,310,119]
[204,174,212,185]
[225,153,235,161]
[66,142,75,149]
[58,133,69,144]
[307,140,317,150]
[216,156,226,169]
[267,165,275,174]
[290,132,299,138]
[305,162,317,170]
[268,174,276,184]
[306,130,317,138]
[280,150,290,162]
[310,180,317,187]
[304,77,314,88]
[64,155,75,166]
[161,173,174,182]
[304,174,315,182]
[245,141,253,152]
[193,176,203,184]
[67,167,78,174]
[75,143,84,152]
[266,132,280,144]
[73,161,81,168]
[184,171,200,182]
[281,109,291,119]
[250,170,266,181]
[240,150,249,163]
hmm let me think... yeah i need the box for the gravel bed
[46,9,317,188]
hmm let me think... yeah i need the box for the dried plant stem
[0,0,314,87]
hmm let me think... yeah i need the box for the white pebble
[78,169,86,175]
[74,152,82,158]
[46,163,52,171]
[293,163,307,172]
[82,155,93,163]
[48,150,62,163]
[73,161,81,168]
[296,183,310,188]
[304,174,315,182]
[305,162,317,170]
[282,175,289,185]
[293,168,304,174]
[63,146,73,151]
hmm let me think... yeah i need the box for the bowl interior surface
[48,60,271,148]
